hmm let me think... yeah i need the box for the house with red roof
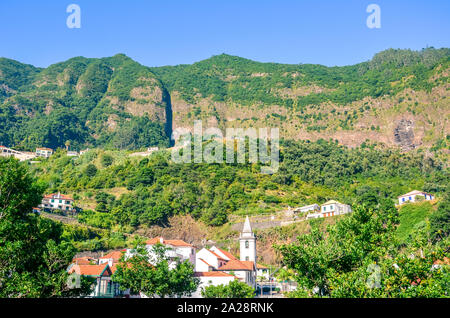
[126,237,196,268]
[98,250,126,267]
[191,271,237,298]
[67,263,122,298]
[35,147,53,158]
[39,192,75,212]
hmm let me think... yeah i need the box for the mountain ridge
[0,48,449,152]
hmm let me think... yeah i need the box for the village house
[0,145,36,161]
[98,250,126,267]
[35,147,53,158]
[39,192,75,212]
[72,256,97,265]
[191,272,236,298]
[397,190,435,205]
[67,263,122,298]
[294,203,320,214]
[257,264,270,281]
[125,237,196,269]
[307,200,352,219]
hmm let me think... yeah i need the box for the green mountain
[1,48,449,151]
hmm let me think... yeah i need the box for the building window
[246,256,249,261]
[245,241,249,248]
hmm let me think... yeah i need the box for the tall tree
[0,157,90,297]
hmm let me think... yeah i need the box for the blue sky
[0,0,449,68]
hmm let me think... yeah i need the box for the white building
[36,147,53,158]
[39,192,74,212]
[0,146,36,161]
[195,248,228,272]
[191,272,236,298]
[98,250,126,267]
[294,203,320,214]
[239,216,256,263]
[307,200,352,219]
[398,190,435,205]
[136,237,196,268]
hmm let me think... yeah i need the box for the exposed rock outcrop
[394,119,416,151]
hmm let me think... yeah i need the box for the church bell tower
[239,216,256,263]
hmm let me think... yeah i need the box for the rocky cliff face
[394,119,416,151]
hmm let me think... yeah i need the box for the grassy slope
[396,201,437,243]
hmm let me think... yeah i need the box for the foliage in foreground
[0,157,91,297]
[201,280,255,298]
[112,243,199,298]
[278,196,449,298]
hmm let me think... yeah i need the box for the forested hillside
[0,54,170,151]
[31,139,448,231]
[1,48,449,151]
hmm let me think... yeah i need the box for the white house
[191,272,236,298]
[39,192,74,212]
[307,200,352,219]
[195,248,229,272]
[398,190,435,205]
[0,146,36,161]
[295,203,320,214]
[98,250,126,267]
[67,263,122,298]
[137,237,196,268]
[36,147,53,158]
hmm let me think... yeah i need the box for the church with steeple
[239,216,257,264]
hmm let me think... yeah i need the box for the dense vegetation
[201,280,255,298]
[30,138,448,234]
[0,158,92,297]
[278,193,449,297]
[112,244,198,298]
[0,55,169,151]
[152,48,449,107]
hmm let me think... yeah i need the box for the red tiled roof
[44,193,74,201]
[72,257,96,265]
[214,248,238,261]
[100,250,125,262]
[208,250,226,260]
[218,260,255,271]
[36,147,53,151]
[195,271,235,277]
[68,264,110,276]
[199,258,214,267]
[110,265,118,274]
[145,237,192,247]
[257,263,268,269]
